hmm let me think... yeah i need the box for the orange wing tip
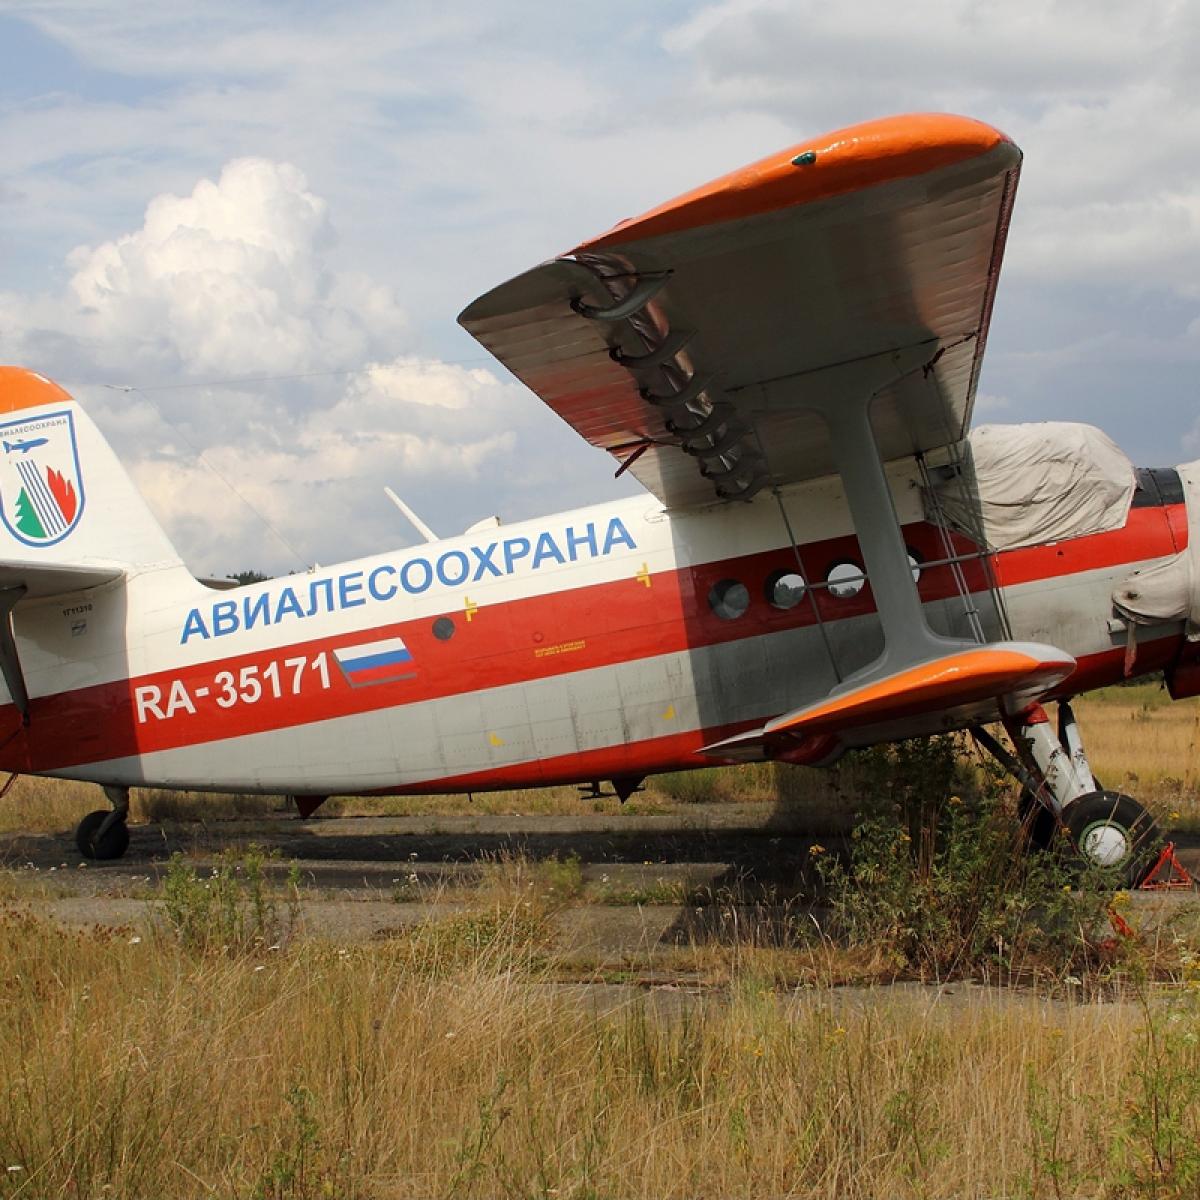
[575,112,1017,252]
[0,367,74,414]
[765,644,1075,738]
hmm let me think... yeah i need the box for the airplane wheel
[1017,788,1058,850]
[75,810,130,861]
[1062,790,1161,887]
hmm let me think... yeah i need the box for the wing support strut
[704,346,1077,757]
[751,344,963,681]
[0,587,29,722]
[821,383,963,675]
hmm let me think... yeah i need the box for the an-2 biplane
[1,113,1196,881]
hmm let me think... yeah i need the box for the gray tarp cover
[1112,458,1200,641]
[930,421,1137,552]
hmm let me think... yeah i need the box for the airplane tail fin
[0,367,185,577]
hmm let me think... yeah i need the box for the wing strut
[759,462,844,685]
[822,382,962,674]
[705,354,1075,757]
[0,587,29,721]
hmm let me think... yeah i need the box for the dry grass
[0,776,279,836]
[1074,684,1200,819]
[4,704,1200,1197]
[2,899,1200,1199]
[0,777,689,836]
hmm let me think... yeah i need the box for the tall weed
[816,736,1117,979]
[160,845,300,954]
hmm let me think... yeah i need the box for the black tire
[75,809,130,861]
[1062,790,1162,887]
[1018,788,1059,850]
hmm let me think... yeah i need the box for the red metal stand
[1139,842,1195,891]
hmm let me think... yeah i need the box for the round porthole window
[766,569,806,610]
[826,561,865,599]
[432,616,456,641]
[708,579,750,620]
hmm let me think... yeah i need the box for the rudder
[0,367,183,571]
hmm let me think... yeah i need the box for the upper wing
[459,113,1021,508]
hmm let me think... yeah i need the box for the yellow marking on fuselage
[488,732,504,747]
[662,704,675,721]
[464,596,479,622]
[636,563,651,588]
[534,639,586,659]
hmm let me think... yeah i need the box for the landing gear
[975,700,1163,885]
[1063,790,1161,886]
[75,785,130,861]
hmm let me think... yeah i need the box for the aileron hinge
[571,272,671,322]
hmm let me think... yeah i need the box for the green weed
[160,844,300,954]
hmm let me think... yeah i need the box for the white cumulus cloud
[114,354,594,575]
[1,157,407,384]
[64,157,406,377]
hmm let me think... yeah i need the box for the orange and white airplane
[0,113,1195,880]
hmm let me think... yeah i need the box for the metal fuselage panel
[0,465,1186,794]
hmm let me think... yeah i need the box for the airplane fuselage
[1,457,1191,796]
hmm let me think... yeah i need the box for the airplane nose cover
[1112,458,1200,642]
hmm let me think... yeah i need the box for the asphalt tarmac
[2,804,1196,963]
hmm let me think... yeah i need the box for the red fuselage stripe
[0,507,1183,777]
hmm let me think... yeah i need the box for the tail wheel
[1063,790,1161,886]
[75,809,130,861]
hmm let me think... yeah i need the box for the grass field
[2,683,1199,1197]
[1,682,1195,836]
[2,891,1200,1199]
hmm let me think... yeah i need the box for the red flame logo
[47,467,78,525]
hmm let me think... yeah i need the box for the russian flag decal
[333,637,415,687]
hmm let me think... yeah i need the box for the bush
[814,735,1119,979]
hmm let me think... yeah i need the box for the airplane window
[432,616,455,641]
[766,569,806,610]
[708,579,750,620]
[826,561,865,599]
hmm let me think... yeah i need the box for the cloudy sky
[2,0,1198,576]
